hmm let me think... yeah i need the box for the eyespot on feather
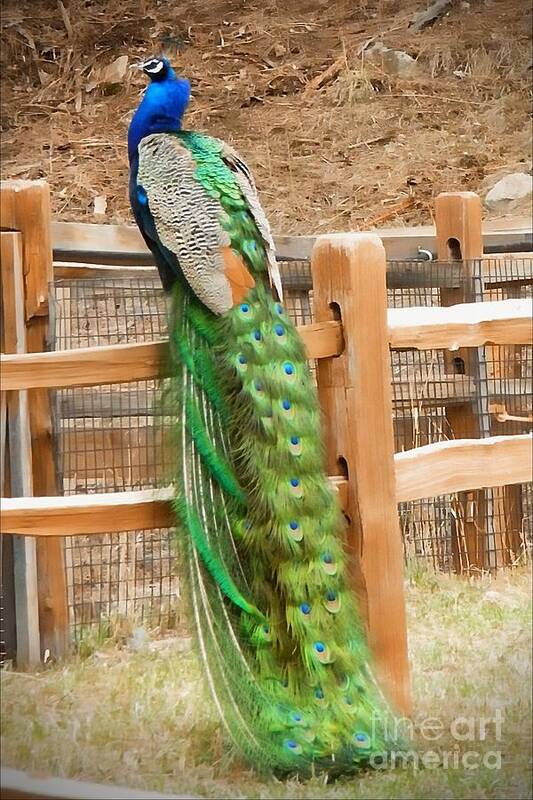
[284,739,302,755]
[321,553,338,576]
[289,477,303,498]
[354,732,371,749]
[324,590,341,614]
[282,361,295,377]
[287,521,303,542]
[289,435,302,456]
[312,641,333,664]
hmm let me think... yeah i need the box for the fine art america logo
[370,709,503,770]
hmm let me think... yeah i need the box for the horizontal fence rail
[50,219,533,263]
[2,436,531,536]
[1,300,530,391]
[1,477,349,536]
[0,320,342,390]
[388,298,532,350]
[395,434,532,502]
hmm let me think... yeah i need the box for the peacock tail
[129,61,400,775]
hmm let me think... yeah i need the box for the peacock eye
[283,362,295,376]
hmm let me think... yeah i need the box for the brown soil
[1,0,531,233]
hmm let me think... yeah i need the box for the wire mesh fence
[50,257,532,638]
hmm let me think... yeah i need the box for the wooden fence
[1,182,532,720]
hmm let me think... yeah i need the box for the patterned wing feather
[137,133,235,314]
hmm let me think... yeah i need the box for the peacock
[128,56,398,775]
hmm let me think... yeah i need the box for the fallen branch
[303,55,345,95]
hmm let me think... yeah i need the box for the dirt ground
[1,0,531,233]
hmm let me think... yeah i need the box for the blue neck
[128,71,190,163]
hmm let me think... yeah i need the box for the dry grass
[1,0,531,232]
[2,567,531,799]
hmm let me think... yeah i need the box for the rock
[366,44,420,77]
[485,172,532,211]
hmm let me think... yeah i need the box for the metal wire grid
[390,258,532,572]
[52,257,532,637]
[54,277,177,637]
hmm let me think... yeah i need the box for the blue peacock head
[128,56,191,161]
[139,56,175,83]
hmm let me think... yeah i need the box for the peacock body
[128,57,397,775]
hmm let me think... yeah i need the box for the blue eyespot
[282,399,291,411]
[240,303,249,313]
[354,732,370,748]
[290,478,300,488]
[289,521,299,531]
[344,696,353,706]
[262,624,270,634]
[326,591,336,602]
[254,380,263,391]
[315,688,324,699]
[290,436,300,446]
[238,354,247,365]
[300,603,311,615]
[314,642,325,653]
[322,553,333,564]
[275,303,283,315]
[274,324,284,337]
[283,362,295,375]
[292,712,302,722]
[253,329,261,341]
[286,739,299,750]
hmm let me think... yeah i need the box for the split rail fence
[1,182,532,716]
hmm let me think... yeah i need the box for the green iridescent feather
[152,131,400,774]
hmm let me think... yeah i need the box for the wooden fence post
[1,232,40,666]
[436,192,502,572]
[311,233,411,716]
[1,180,68,658]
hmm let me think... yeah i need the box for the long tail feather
[164,280,400,774]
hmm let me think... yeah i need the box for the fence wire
[51,257,532,638]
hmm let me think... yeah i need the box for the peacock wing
[137,132,254,314]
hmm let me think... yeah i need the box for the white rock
[485,172,532,210]
[366,44,419,77]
